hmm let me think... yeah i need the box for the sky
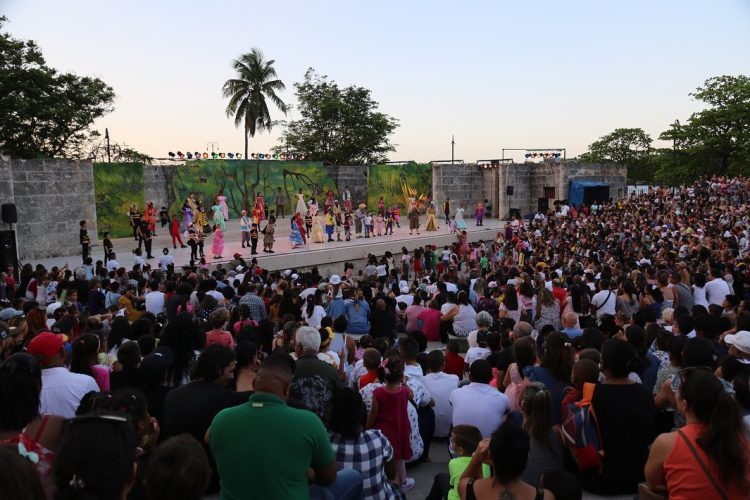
[4,0,750,162]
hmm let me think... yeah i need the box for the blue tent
[568,180,610,207]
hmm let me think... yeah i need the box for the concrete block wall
[330,164,369,204]
[0,158,98,260]
[143,165,174,210]
[432,163,484,216]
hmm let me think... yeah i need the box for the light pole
[672,119,680,162]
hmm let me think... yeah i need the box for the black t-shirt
[581,383,655,495]
[110,368,141,391]
[290,355,341,420]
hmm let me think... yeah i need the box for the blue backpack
[561,382,604,472]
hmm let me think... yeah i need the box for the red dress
[372,386,412,460]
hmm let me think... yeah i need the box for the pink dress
[92,364,110,392]
[218,195,229,220]
[372,386,412,460]
[212,228,225,256]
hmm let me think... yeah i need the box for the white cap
[400,285,409,294]
[725,330,750,355]
[284,269,292,277]
[46,302,62,317]
[329,275,341,285]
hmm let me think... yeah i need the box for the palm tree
[222,48,286,159]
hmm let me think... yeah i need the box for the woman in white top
[442,291,477,337]
[498,285,522,324]
[302,293,327,329]
[692,272,709,309]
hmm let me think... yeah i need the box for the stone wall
[432,163,485,216]
[143,165,173,210]
[326,164,369,203]
[0,158,97,260]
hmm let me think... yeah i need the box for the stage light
[251,153,257,159]
[259,153,265,159]
[227,153,234,158]
[187,152,193,159]
[194,151,201,158]
[236,154,242,159]
[168,152,176,158]
[202,152,209,159]
[525,153,531,158]
[219,152,225,158]
[210,152,217,159]
[177,151,184,158]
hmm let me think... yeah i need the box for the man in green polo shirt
[208,354,363,500]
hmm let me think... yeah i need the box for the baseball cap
[0,308,23,321]
[46,302,63,317]
[329,275,341,285]
[233,253,241,258]
[725,330,750,355]
[27,332,65,365]
[400,285,410,294]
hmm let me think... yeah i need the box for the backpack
[561,382,604,472]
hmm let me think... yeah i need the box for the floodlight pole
[105,128,111,163]
[451,136,455,165]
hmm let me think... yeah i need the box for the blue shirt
[561,326,583,338]
[345,300,371,334]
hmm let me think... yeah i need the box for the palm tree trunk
[244,128,248,159]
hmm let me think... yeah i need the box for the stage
[31,216,506,275]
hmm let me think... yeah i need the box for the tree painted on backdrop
[222,49,287,159]
[0,17,115,159]
[277,69,399,165]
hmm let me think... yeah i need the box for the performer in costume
[342,185,352,212]
[475,201,485,226]
[240,210,251,248]
[309,196,319,216]
[194,202,208,233]
[79,220,90,263]
[274,187,285,218]
[145,202,158,235]
[217,189,229,220]
[211,224,224,259]
[170,214,187,249]
[290,213,306,248]
[103,231,114,266]
[295,189,307,217]
[377,197,385,216]
[182,201,193,232]
[211,203,226,231]
[454,204,467,230]
[324,187,335,213]
[311,214,325,243]
[425,202,439,231]
[333,201,343,241]
[325,209,335,242]
[187,192,198,212]
[129,204,142,241]
[262,216,276,253]
[254,192,265,221]
[408,204,420,235]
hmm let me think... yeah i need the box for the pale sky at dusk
[4,0,749,162]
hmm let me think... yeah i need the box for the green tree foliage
[222,48,286,159]
[0,17,115,159]
[578,128,654,183]
[656,75,750,184]
[278,69,399,165]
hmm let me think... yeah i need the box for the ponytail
[521,382,552,450]
[681,368,749,490]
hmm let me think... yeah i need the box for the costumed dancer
[194,202,208,233]
[393,205,401,228]
[304,209,313,238]
[252,204,263,226]
[333,201,343,242]
[103,231,114,266]
[354,204,366,237]
[407,196,416,214]
[211,203,226,231]
[311,213,325,243]
[295,189,307,218]
[249,223,259,255]
[344,212,352,241]
[290,213,306,248]
[129,204,142,241]
[187,225,199,262]
[212,224,224,259]
[425,202,438,231]
[217,189,229,220]
[170,214,187,249]
[182,201,193,232]
[376,213,383,236]
[377,196,385,216]
[454,204,467,230]
[325,209,335,242]
[408,203,420,235]
[309,196,319,216]
[79,220,90,263]
[342,185,352,212]
[254,192,265,221]
[159,206,169,228]
[240,210,251,248]
[140,220,154,259]
[145,201,158,235]
[475,201,485,226]
[324,187,335,213]
[384,209,394,235]
[262,216,276,253]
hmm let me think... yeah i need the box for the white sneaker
[401,477,416,492]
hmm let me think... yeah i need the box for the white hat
[46,302,62,317]
[725,330,750,355]
[236,265,244,272]
[291,273,299,280]
[329,275,341,285]
[400,285,410,294]
[284,269,292,277]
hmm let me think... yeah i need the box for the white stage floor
[29,216,505,272]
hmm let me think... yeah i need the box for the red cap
[27,332,65,365]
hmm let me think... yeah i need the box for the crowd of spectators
[1,175,750,499]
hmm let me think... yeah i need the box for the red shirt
[359,370,379,389]
[417,308,442,341]
[444,352,464,379]
[205,330,235,349]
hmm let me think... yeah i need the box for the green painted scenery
[93,162,145,237]
[367,162,432,210]
[168,160,336,218]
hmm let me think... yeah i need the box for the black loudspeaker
[1,204,17,224]
[0,230,17,277]
[506,186,514,196]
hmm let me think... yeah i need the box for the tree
[278,69,399,165]
[656,75,750,183]
[578,128,653,183]
[0,17,115,158]
[222,48,286,159]
[68,130,153,163]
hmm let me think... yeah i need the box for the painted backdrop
[93,162,145,237]
[367,162,432,210]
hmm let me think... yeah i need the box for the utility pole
[105,128,111,163]
[451,136,455,164]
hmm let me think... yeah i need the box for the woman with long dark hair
[70,333,110,391]
[527,332,574,425]
[499,285,521,324]
[645,367,750,498]
[157,312,204,387]
[519,383,564,488]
